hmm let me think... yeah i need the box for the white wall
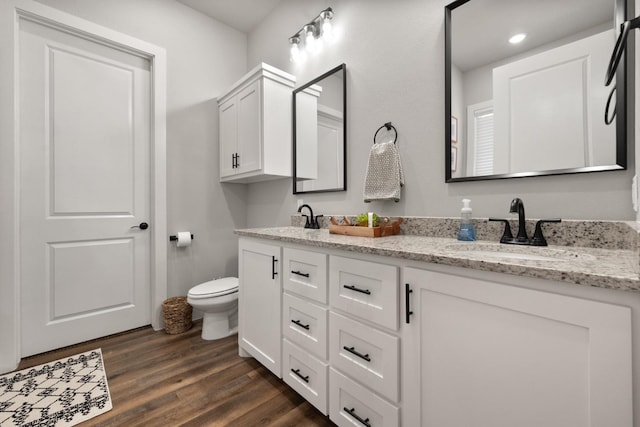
[246,0,635,225]
[34,0,249,297]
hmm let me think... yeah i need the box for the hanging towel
[363,141,404,202]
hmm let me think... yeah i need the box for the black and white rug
[0,349,112,426]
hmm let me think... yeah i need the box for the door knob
[130,222,149,230]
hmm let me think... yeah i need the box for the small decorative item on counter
[329,215,402,237]
[355,212,379,227]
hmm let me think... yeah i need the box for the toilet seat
[188,277,238,299]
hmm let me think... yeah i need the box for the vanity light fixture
[508,33,527,44]
[289,7,334,62]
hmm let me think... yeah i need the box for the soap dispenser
[457,199,476,241]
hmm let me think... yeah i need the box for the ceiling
[177,0,283,32]
[451,0,614,71]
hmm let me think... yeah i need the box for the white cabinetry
[328,255,400,427]
[402,267,633,427]
[238,238,282,377]
[281,246,329,415]
[238,236,635,427]
[218,63,295,183]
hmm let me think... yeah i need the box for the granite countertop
[235,226,640,292]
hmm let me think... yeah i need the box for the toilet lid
[188,277,238,298]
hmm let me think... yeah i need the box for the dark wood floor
[17,321,335,426]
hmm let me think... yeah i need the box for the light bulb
[289,37,301,62]
[304,24,316,53]
[322,18,333,41]
[319,8,334,42]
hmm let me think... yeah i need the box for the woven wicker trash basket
[162,296,193,334]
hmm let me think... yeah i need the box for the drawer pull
[291,368,310,383]
[344,407,371,427]
[343,284,371,295]
[291,270,310,278]
[343,345,371,362]
[291,319,310,330]
[272,256,278,280]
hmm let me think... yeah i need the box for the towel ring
[373,122,397,145]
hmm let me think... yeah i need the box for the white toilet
[187,277,239,340]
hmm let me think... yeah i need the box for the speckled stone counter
[235,226,640,292]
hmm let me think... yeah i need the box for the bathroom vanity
[236,224,639,427]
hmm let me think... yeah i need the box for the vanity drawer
[283,292,328,360]
[329,367,399,427]
[329,311,399,402]
[283,339,328,415]
[329,255,399,330]
[284,248,328,304]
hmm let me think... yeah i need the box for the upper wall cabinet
[218,63,296,183]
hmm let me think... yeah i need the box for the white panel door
[19,18,152,356]
[493,30,614,174]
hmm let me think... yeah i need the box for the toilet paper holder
[169,233,194,241]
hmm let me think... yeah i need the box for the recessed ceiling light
[509,33,527,44]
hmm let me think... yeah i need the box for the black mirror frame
[444,0,627,183]
[293,63,347,194]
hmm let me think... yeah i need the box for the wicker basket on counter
[162,296,193,334]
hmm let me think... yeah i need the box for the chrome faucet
[509,197,529,244]
[297,204,322,229]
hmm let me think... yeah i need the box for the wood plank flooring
[16,321,335,426]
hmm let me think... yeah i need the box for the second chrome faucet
[490,198,561,246]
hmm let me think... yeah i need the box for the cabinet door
[236,80,261,175]
[239,238,281,377]
[219,97,237,178]
[402,267,632,427]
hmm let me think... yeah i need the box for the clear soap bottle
[457,199,476,241]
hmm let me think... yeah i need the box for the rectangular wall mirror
[293,63,347,194]
[445,0,627,182]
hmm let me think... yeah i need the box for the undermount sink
[445,242,593,263]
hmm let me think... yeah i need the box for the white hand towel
[363,141,404,202]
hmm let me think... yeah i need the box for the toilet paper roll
[176,231,192,248]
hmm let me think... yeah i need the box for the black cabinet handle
[272,256,278,280]
[344,407,371,427]
[291,270,310,278]
[291,368,309,383]
[343,284,371,295]
[405,283,413,324]
[235,153,240,168]
[343,346,371,362]
[291,319,310,330]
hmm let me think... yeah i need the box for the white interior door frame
[0,0,167,373]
